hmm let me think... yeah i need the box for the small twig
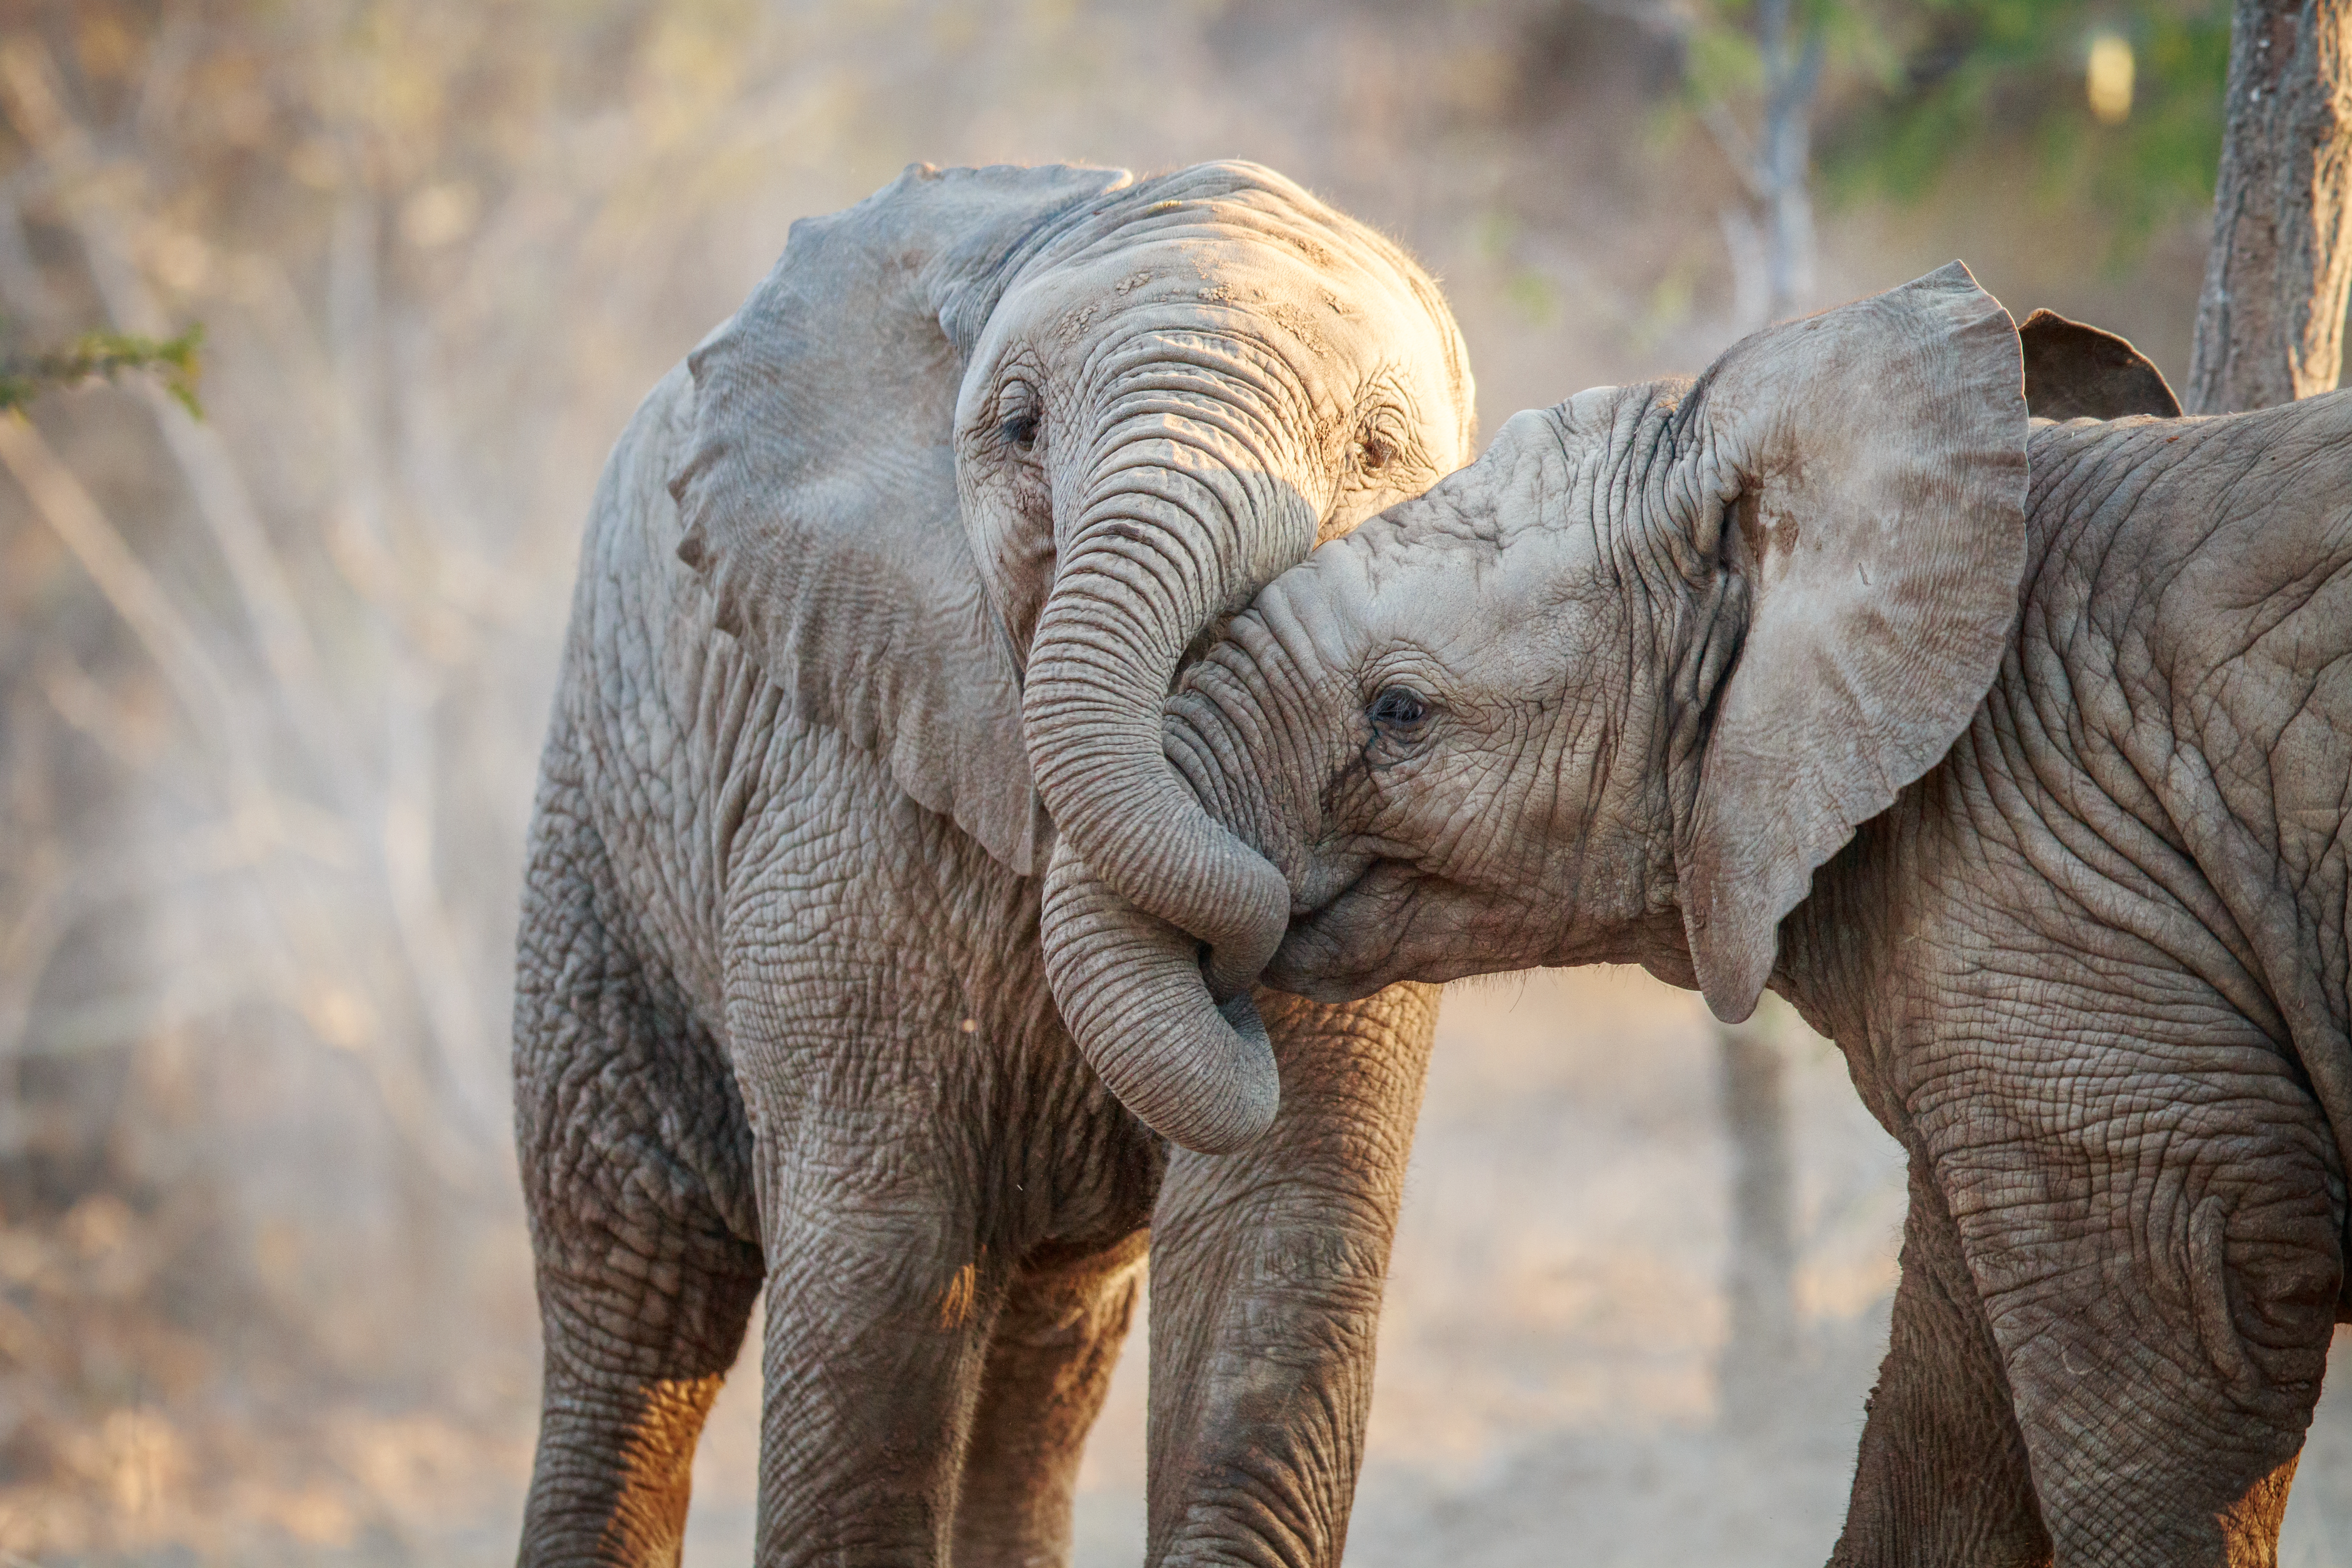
[0,414,243,738]
[0,326,203,416]
[0,35,364,809]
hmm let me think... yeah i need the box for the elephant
[1045,263,2352,1566]
[511,160,1475,1566]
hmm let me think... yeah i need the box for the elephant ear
[670,162,1130,875]
[2018,307,2182,420]
[1677,261,2031,1021]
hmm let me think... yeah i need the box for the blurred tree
[1678,0,1836,326]
[1816,1,2232,263]
[1659,0,2231,322]
[1715,1009,1798,1428]
[2185,0,2352,410]
[1720,1,2348,410]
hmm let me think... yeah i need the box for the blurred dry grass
[0,1,2330,1563]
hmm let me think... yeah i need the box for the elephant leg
[1912,1000,2341,1568]
[750,1127,1008,1568]
[514,800,765,1566]
[1143,982,1438,1568]
[1830,1150,2049,1568]
[951,1231,1149,1566]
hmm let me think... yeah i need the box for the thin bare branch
[0,37,367,805]
[0,414,244,740]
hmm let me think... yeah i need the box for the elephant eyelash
[1348,407,1416,481]
[999,410,1041,452]
[1367,685,1432,736]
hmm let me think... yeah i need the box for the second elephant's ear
[670,162,1131,875]
[2018,308,2182,420]
[1676,262,2031,1020]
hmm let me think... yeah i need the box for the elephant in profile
[1049,264,2352,1565]
[512,160,1474,1565]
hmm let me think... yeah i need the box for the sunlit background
[2,0,2346,1562]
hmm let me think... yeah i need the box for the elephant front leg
[1142,983,1438,1568]
[514,802,765,1568]
[951,1232,1149,1566]
[753,1158,1005,1568]
[527,1276,757,1568]
[1831,1152,2049,1568]
[1911,1003,2342,1568]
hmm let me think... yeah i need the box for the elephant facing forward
[1051,264,2352,1565]
[513,161,1474,1565]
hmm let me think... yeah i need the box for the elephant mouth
[1271,856,1549,1002]
[1264,855,1419,1001]
[1285,841,1377,921]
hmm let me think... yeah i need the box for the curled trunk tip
[1041,839,1279,1155]
[1023,530,1291,994]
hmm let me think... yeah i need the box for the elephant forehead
[1394,405,1604,549]
[1006,234,1430,358]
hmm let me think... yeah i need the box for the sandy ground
[40,961,2352,1564]
[662,966,2352,1567]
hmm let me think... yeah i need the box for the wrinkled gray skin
[1052,265,2352,1566]
[513,161,1473,1566]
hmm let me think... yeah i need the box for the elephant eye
[1367,685,1430,736]
[1352,433,1394,475]
[1000,409,1040,453]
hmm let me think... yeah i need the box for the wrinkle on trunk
[1040,839,1279,1155]
[1022,453,1300,999]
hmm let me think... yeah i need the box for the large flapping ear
[2018,308,2182,420]
[1677,262,2031,1020]
[669,163,1130,875]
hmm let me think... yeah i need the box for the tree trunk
[1755,0,1824,325]
[1712,0,1825,332]
[2185,0,2352,413]
[1717,1018,1797,1429]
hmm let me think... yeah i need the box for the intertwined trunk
[2186,0,2352,412]
[1023,416,1304,1153]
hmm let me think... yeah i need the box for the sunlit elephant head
[1044,263,2037,1141]
[668,162,1473,1150]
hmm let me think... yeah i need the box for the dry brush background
[0,0,2345,1562]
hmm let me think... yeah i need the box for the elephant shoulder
[2182,400,2352,744]
[572,360,704,677]
[544,360,786,980]
[2145,398,2352,674]
[564,358,772,748]
[2031,399,2352,842]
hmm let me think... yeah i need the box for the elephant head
[668,162,1473,1151]
[1046,263,2054,1142]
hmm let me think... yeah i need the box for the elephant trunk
[1039,838,1278,1155]
[1024,429,1308,1149]
[1025,444,1305,990]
